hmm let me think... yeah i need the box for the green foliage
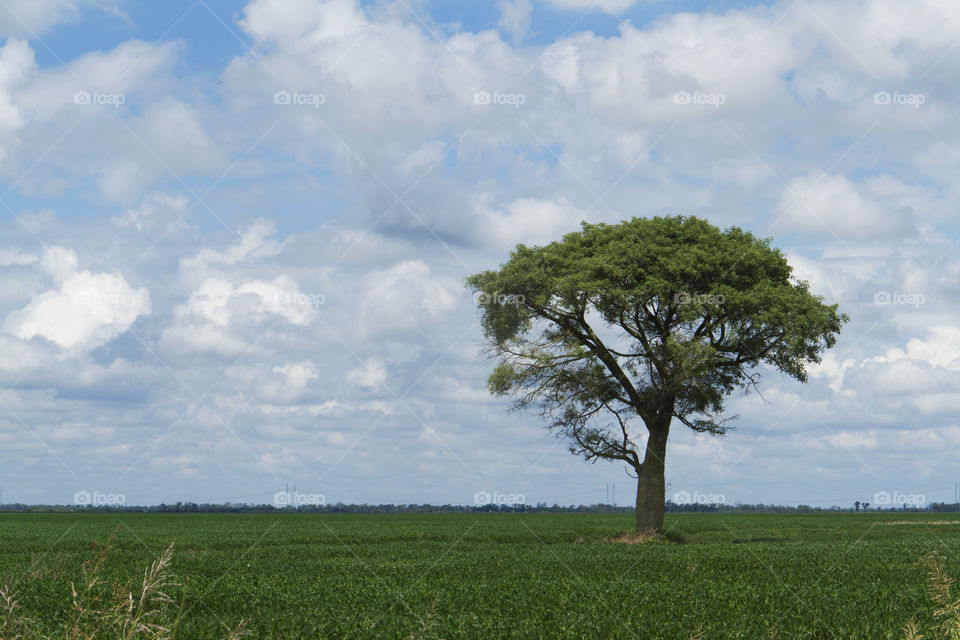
[467,215,847,463]
[0,512,957,638]
[487,362,517,396]
[663,528,688,544]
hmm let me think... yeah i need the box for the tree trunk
[635,421,670,534]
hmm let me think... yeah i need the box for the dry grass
[404,598,446,640]
[902,618,923,640]
[0,583,30,640]
[902,553,960,640]
[925,553,960,639]
[605,531,658,545]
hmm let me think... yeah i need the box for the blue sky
[1,0,960,510]
[28,1,776,72]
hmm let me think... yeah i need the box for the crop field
[1,512,959,639]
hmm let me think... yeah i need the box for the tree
[855,501,861,512]
[467,216,847,533]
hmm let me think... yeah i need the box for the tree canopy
[468,215,847,532]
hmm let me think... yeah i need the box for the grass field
[1,511,959,638]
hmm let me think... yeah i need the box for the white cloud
[498,0,533,44]
[348,358,387,389]
[0,248,36,266]
[775,173,918,242]
[246,399,348,417]
[95,99,223,203]
[19,40,180,119]
[808,352,857,395]
[265,361,319,402]
[360,261,459,335]
[5,247,150,350]
[476,195,586,250]
[112,192,190,231]
[162,275,318,356]
[11,39,197,201]
[134,99,224,173]
[0,38,35,171]
[239,0,368,46]
[0,334,46,371]
[181,221,284,278]
[824,431,878,451]
[871,327,960,371]
[39,245,79,283]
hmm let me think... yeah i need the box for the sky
[0,0,958,509]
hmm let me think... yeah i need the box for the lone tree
[467,216,846,533]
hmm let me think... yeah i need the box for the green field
[1,511,959,638]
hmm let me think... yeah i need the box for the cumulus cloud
[132,99,225,174]
[180,221,285,278]
[5,247,150,350]
[239,0,368,46]
[12,39,202,201]
[871,327,960,371]
[161,275,318,356]
[19,39,179,119]
[112,192,190,231]
[0,248,36,266]
[476,195,587,250]
[0,38,35,170]
[265,361,319,402]
[498,0,533,44]
[808,352,858,395]
[348,358,387,389]
[39,245,79,282]
[359,261,459,336]
[95,98,224,203]
[775,173,918,242]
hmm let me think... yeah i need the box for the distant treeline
[1,501,958,513]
